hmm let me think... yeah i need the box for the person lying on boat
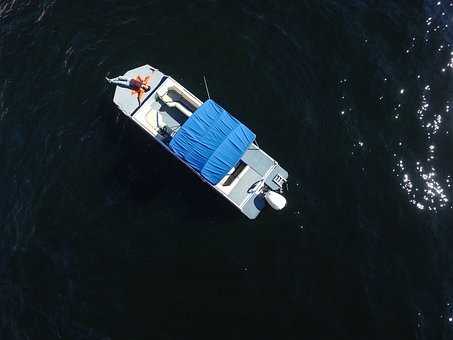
[105,76,151,92]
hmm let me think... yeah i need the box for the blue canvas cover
[169,99,256,185]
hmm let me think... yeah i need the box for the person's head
[142,84,151,92]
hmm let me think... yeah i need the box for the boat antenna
[203,75,211,100]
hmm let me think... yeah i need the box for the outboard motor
[264,190,287,210]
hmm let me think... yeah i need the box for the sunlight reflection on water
[337,1,453,212]
[393,2,453,211]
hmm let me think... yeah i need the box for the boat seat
[145,109,164,129]
[157,83,195,117]
[165,99,192,117]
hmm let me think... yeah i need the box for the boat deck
[113,65,167,116]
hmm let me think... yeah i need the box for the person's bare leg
[105,76,130,87]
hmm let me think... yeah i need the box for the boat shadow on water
[100,101,237,223]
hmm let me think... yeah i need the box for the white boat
[108,65,288,219]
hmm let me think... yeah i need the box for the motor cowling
[264,191,287,210]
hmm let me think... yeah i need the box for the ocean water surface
[1,1,453,339]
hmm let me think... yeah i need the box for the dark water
[2,0,453,339]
